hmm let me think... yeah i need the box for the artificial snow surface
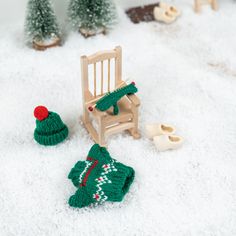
[1,1,236,235]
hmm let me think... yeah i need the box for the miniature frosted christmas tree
[24,0,61,50]
[68,0,117,37]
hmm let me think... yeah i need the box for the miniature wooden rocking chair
[81,46,141,147]
[194,0,218,13]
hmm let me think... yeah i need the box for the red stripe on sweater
[80,157,98,187]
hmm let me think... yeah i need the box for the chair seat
[93,96,134,126]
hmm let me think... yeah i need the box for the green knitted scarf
[95,82,138,115]
[68,144,135,208]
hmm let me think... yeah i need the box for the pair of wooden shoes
[153,2,181,24]
[145,123,183,152]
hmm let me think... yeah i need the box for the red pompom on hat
[34,106,49,121]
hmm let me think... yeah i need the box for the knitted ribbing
[68,144,135,208]
[96,83,138,115]
[34,112,68,146]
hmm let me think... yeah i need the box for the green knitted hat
[34,106,68,146]
[68,144,135,208]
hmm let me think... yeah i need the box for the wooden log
[125,2,160,24]
[79,27,106,38]
[33,37,60,51]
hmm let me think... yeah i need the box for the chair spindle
[108,59,111,92]
[101,61,104,95]
[94,63,96,97]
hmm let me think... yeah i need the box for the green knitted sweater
[68,144,135,208]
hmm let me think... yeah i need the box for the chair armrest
[121,80,140,106]
[85,103,107,117]
[84,91,107,117]
[127,94,140,107]
[93,108,107,117]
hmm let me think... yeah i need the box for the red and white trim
[79,161,92,184]
[93,160,117,204]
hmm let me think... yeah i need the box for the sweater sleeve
[68,187,93,208]
[68,161,86,187]
[87,144,112,163]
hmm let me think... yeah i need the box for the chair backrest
[81,46,122,104]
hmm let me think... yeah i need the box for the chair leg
[129,105,141,139]
[194,0,201,13]
[81,108,100,144]
[98,117,106,147]
[82,107,89,124]
[211,0,218,11]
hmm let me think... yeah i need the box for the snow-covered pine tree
[24,0,60,47]
[68,0,117,36]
